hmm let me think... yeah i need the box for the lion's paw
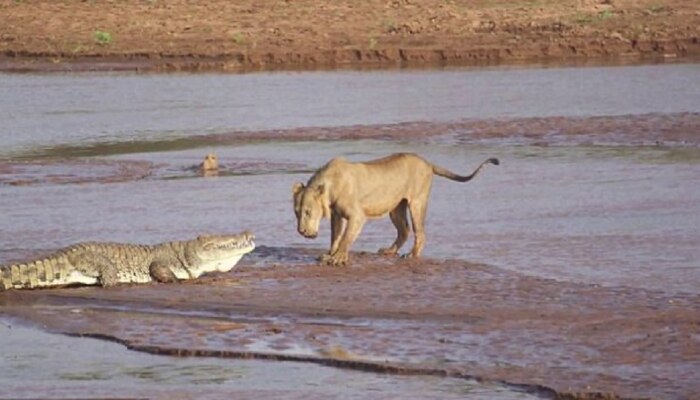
[378,247,398,256]
[323,252,348,267]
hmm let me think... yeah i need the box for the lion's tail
[432,158,499,183]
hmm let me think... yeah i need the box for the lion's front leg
[323,215,365,266]
[318,211,346,263]
[329,210,346,256]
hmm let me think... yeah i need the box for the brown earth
[1,0,699,72]
[2,247,699,399]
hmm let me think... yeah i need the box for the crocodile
[0,231,255,290]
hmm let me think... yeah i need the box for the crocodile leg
[68,252,119,287]
[149,262,179,283]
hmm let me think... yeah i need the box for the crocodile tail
[0,266,9,290]
[1,262,38,290]
[432,158,500,183]
[0,257,66,290]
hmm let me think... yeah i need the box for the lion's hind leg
[407,199,428,258]
[378,200,410,256]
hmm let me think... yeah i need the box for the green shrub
[93,30,112,45]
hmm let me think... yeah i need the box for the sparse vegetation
[648,5,666,13]
[93,30,112,45]
[598,9,614,20]
[574,12,593,24]
[369,37,378,49]
[231,32,245,44]
[574,9,615,25]
[382,19,398,34]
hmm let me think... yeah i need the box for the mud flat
[2,248,699,399]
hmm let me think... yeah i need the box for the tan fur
[200,153,219,174]
[292,153,499,266]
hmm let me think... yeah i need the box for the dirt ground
[2,247,699,399]
[1,0,699,72]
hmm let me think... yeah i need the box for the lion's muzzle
[299,229,318,239]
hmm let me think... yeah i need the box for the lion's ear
[292,182,305,196]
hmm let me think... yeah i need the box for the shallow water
[1,320,534,400]
[1,64,699,398]
[2,63,699,157]
[1,64,698,292]
[2,140,698,293]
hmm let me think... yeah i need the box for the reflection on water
[1,63,699,157]
[0,322,537,399]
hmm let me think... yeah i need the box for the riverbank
[1,0,699,72]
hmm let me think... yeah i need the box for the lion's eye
[304,209,311,217]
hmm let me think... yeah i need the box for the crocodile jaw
[188,232,256,278]
[201,252,247,273]
[188,245,255,278]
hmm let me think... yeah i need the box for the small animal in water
[0,232,255,290]
[292,153,499,266]
[200,153,219,175]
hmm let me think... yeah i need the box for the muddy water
[2,63,699,157]
[2,140,699,293]
[1,63,700,399]
[1,321,528,400]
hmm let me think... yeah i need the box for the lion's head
[200,153,219,172]
[292,182,330,239]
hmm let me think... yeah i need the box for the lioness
[292,153,499,266]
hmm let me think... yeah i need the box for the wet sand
[2,248,699,399]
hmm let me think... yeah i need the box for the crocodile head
[187,231,256,276]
